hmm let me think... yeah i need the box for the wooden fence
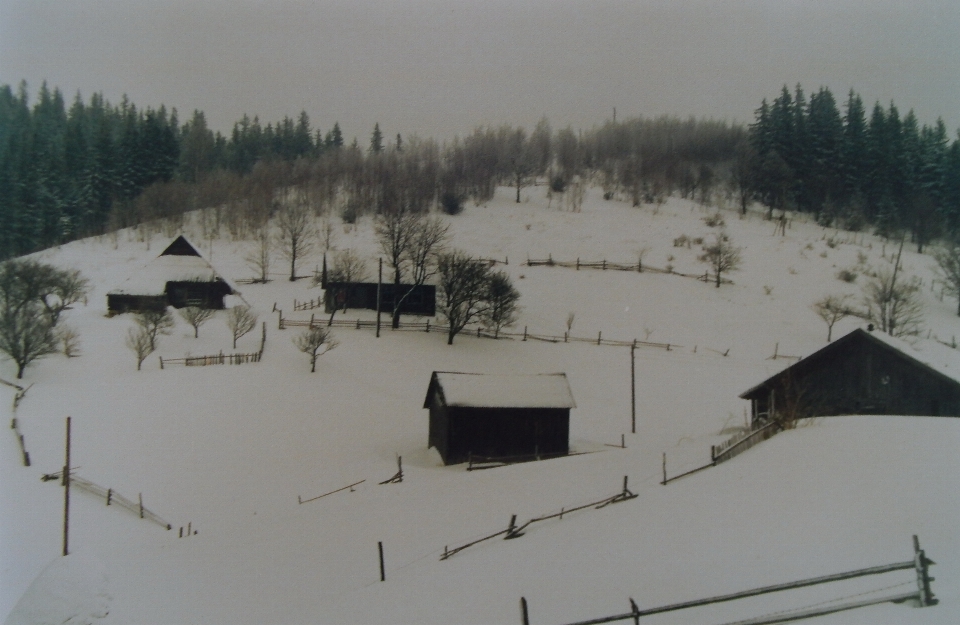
[525,255,733,285]
[528,535,936,625]
[440,477,636,561]
[10,417,30,466]
[277,312,688,355]
[711,420,782,465]
[41,470,172,530]
[293,297,323,311]
[160,322,267,368]
[3,378,32,466]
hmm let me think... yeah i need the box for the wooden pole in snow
[376,258,382,338]
[62,416,71,556]
[378,541,386,581]
[520,597,530,625]
[630,341,636,434]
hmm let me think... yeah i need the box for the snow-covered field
[2,187,959,624]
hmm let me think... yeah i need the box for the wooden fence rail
[712,421,782,465]
[42,471,172,530]
[525,256,733,285]
[441,477,636,561]
[10,417,30,466]
[161,322,267,369]
[277,313,690,355]
[533,535,936,625]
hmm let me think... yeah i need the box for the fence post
[425,319,430,333]
[576,258,580,270]
[661,453,667,485]
[598,331,602,345]
[523,326,527,341]
[602,259,607,270]
[477,327,481,337]
[310,313,315,328]
[520,597,530,625]
[378,541,386,582]
[159,356,164,369]
[139,492,144,518]
[106,488,112,506]
[278,311,284,330]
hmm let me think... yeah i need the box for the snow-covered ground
[2,187,959,624]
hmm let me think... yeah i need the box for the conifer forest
[2,80,960,260]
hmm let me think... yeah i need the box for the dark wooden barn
[741,327,960,425]
[324,282,436,316]
[107,236,239,315]
[424,371,576,465]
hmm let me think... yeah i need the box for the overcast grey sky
[1,0,958,141]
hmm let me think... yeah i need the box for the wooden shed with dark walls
[107,236,239,315]
[741,327,960,425]
[323,282,436,316]
[424,372,576,465]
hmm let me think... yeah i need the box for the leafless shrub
[125,325,154,371]
[178,306,215,338]
[294,326,338,372]
[225,305,258,348]
[58,325,81,357]
[812,294,853,342]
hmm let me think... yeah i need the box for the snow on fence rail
[711,420,782,465]
[440,477,636,561]
[160,322,267,369]
[41,470,172,530]
[528,535,937,625]
[525,255,733,285]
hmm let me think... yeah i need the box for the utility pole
[630,342,636,433]
[62,416,71,556]
[376,258,382,338]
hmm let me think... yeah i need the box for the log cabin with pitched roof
[424,371,576,465]
[741,327,960,426]
[106,236,239,315]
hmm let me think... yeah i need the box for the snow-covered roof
[424,372,576,409]
[740,327,960,398]
[107,236,239,297]
[864,329,960,385]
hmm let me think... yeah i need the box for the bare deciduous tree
[437,250,493,345]
[859,237,924,337]
[125,325,154,371]
[244,227,271,283]
[294,326,338,372]
[318,249,371,320]
[933,239,960,316]
[179,306,215,338]
[0,259,89,378]
[481,270,520,338]
[275,196,316,281]
[812,294,853,342]
[134,309,175,352]
[0,302,58,379]
[375,210,449,328]
[226,305,258,348]
[699,231,743,287]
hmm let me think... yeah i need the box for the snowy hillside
[2,187,959,624]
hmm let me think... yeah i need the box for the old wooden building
[323,282,436,316]
[741,327,960,425]
[424,371,576,465]
[107,236,239,314]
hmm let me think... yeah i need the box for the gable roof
[423,372,576,409]
[160,235,203,257]
[107,236,239,297]
[740,327,960,399]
